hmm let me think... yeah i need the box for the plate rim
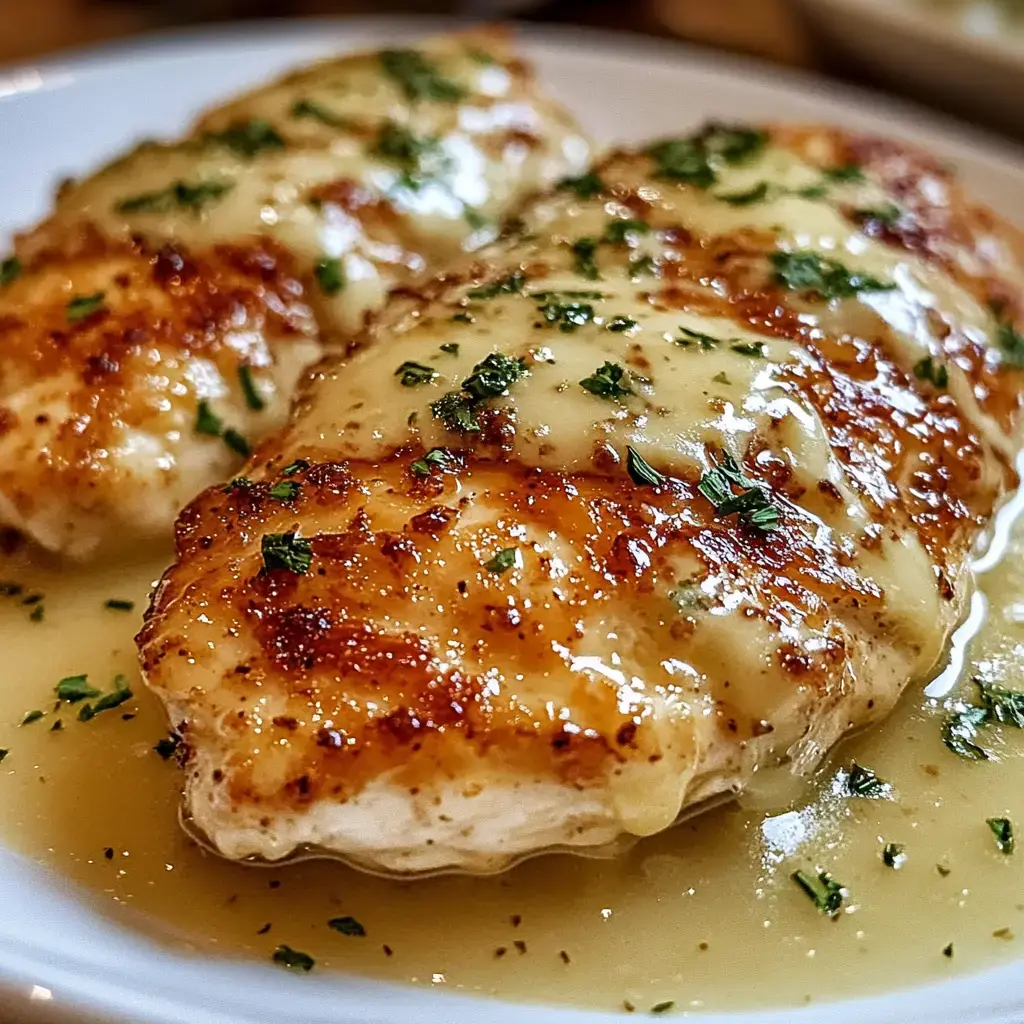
[3,14,1024,1024]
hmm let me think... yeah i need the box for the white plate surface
[3,16,1024,1024]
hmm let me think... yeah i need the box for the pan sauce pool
[0,533,1023,1015]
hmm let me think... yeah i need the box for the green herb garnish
[556,171,605,199]
[395,360,437,387]
[674,326,721,350]
[261,532,312,575]
[327,916,366,937]
[698,454,780,532]
[603,218,650,245]
[579,362,633,400]
[570,238,601,280]
[461,352,527,400]
[943,703,991,760]
[204,118,285,159]
[855,203,901,227]
[716,181,772,206]
[883,842,905,868]
[116,179,233,214]
[195,401,223,436]
[104,599,135,612]
[791,869,844,916]
[238,365,266,411]
[380,48,465,103]
[987,817,1014,854]
[315,256,345,296]
[913,356,949,389]
[646,123,766,189]
[626,446,665,487]
[606,316,639,333]
[272,945,315,972]
[290,98,348,127]
[823,163,865,183]
[995,322,1024,368]
[628,255,656,279]
[536,299,595,333]
[845,762,888,797]
[281,459,309,476]
[431,392,480,434]
[730,341,766,357]
[650,1003,675,1015]
[21,710,44,726]
[66,292,106,322]
[56,675,100,703]
[269,480,300,502]
[410,447,458,477]
[467,272,526,300]
[770,250,894,300]
[154,735,180,760]
[0,256,21,286]
[484,548,519,574]
[439,342,460,355]
[77,676,132,722]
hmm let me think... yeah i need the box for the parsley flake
[328,916,367,937]
[56,675,100,703]
[154,735,180,760]
[290,98,348,127]
[0,256,21,286]
[395,360,438,387]
[269,480,300,502]
[315,256,345,296]
[66,292,106,322]
[823,163,865,183]
[646,123,767,189]
[987,817,1015,854]
[223,428,250,457]
[603,218,650,245]
[730,341,766,357]
[579,362,633,400]
[716,181,773,206]
[439,342,460,355]
[204,118,285,159]
[116,180,233,214]
[651,1003,675,1015]
[272,945,315,972]
[238,365,266,412]
[556,171,605,199]
[484,548,519,574]
[77,676,132,722]
[410,447,458,477]
[913,356,949,389]
[674,326,721,350]
[104,599,135,612]
[698,454,780,532]
[943,703,991,761]
[380,48,465,103]
[282,459,309,476]
[995,322,1024,368]
[771,250,894,300]
[845,762,889,797]
[626,447,665,487]
[431,392,480,434]
[261,532,312,575]
[570,238,601,280]
[21,710,44,726]
[536,299,595,332]
[855,203,901,228]
[467,272,526,300]
[195,401,223,436]
[883,842,906,869]
[606,316,639,333]
[461,352,527,400]
[791,869,845,916]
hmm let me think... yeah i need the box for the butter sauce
[1,526,1024,1013]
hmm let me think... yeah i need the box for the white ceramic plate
[794,0,1024,132]
[4,17,1024,1024]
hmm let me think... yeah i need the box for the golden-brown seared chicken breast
[140,123,1024,875]
[0,28,590,558]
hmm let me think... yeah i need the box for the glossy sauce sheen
[139,126,1024,874]
[3,536,1024,1012]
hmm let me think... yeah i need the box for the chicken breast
[139,123,1024,875]
[0,27,590,558]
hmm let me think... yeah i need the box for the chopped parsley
[272,945,315,972]
[261,532,312,575]
[771,250,894,300]
[395,360,437,387]
[439,342,460,355]
[987,817,1015,854]
[855,203,901,227]
[626,446,665,487]
[536,299,596,333]
[56,675,100,703]
[995,321,1024,368]
[154,734,180,760]
[0,256,21,287]
[556,171,605,199]
[697,454,780,533]
[204,118,285,159]
[883,842,905,869]
[290,98,348,127]
[327,916,367,937]
[452,312,475,324]
[943,943,954,958]
[0,749,7,763]
[484,548,519,574]
[410,447,458,477]
[467,272,526,300]
[645,123,767,189]
[606,316,639,333]
[823,162,865,183]
[791,869,845,916]
[104,599,135,612]
[628,255,656,279]
[674,326,722,350]
[380,48,465,103]
[282,459,309,476]
[650,1003,675,1015]
[372,121,450,191]
[716,181,772,206]
[461,352,527,400]
[603,218,650,245]
[21,710,44,726]
[225,477,253,493]
[913,356,949,389]
[269,480,300,502]
[844,762,888,797]
[571,238,601,280]
[115,179,233,214]
[66,292,106,322]
[77,676,132,722]
[238,365,266,412]
[315,256,345,296]
[979,679,1024,727]
[579,362,633,400]
[943,703,991,760]
[731,341,766,357]
[431,392,480,433]
[195,401,249,456]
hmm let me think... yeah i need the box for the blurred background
[1,0,1023,139]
